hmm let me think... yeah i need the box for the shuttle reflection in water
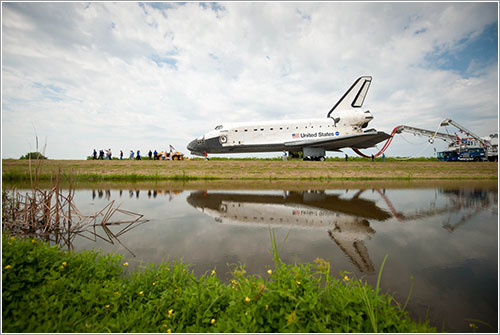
[187,190,392,272]
[186,188,496,273]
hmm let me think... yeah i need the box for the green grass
[2,158,497,183]
[3,233,436,333]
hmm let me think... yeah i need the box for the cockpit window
[215,125,223,130]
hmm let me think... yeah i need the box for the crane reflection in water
[185,188,496,273]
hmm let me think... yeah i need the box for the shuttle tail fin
[327,76,372,118]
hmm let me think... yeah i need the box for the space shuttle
[187,76,391,160]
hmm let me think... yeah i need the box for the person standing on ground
[148,150,152,160]
[345,153,348,162]
[154,149,158,160]
[92,149,97,160]
[130,150,134,160]
[371,154,374,162]
[120,150,123,160]
[137,150,141,160]
[382,153,385,162]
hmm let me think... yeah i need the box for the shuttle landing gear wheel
[303,156,325,161]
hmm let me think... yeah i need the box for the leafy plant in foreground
[3,233,436,333]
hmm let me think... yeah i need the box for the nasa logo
[335,131,339,136]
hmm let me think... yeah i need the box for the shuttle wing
[284,131,391,151]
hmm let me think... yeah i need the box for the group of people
[92,147,176,160]
[150,149,173,160]
[92,149,113,160]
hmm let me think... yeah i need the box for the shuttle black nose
[187,139,197,152]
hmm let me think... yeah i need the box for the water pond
[8,180,498,332]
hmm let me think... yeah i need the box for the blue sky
[1,2,498,159]
[425,22,497,76]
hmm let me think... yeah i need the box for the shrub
[19,152,47,160]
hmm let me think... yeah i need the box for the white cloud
[1,2,498,159]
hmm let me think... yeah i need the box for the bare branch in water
[2,162,148,256]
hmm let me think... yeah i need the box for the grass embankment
[2,233,435,333]
[2,158,497,182]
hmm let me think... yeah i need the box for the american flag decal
[292,133,300,138]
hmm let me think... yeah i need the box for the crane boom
[440,119,488,147]
[395,125,457,144]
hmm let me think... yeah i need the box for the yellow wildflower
[31,239,37,243]
[62,261,67,267]
[10,236,15,241]
[168,309,174,316]
[211,269,216,276]
[267,269,272,275]
[153,281,158,286]
[296,281,301,285]
[4,265,12,270]
[245,296,251,303]
[163,324,167,328]
[167,329,172,333]
[211,318,216,324]
[344,275,349,281]
[139,291,144,295]
[105,304,110,308]
[59,265,65,271]
[265,305,269,310]
[123,262,129,266]
[114,291,119,295]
